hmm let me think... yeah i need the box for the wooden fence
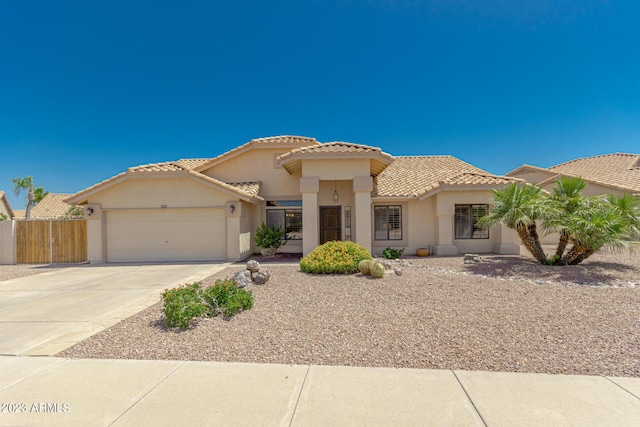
[16,219,87,264]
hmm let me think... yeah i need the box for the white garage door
[106,208,226,262]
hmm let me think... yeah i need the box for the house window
[374,206,402,240]
[266,200,302,240]
[455,204,489,239]
[344,206,352,241]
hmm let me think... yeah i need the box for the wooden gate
[16,220,87,264]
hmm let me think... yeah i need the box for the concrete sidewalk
[1,356,639,426]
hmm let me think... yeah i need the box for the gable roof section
[373,156,520,199]
[30,193,75,218]
[277,141,394,175]
[547,153,640,193]
[194,135,320,172]
[507,153,640,194]
[0,191,16,219]
[65,161,264,205]
[505,164,557,180]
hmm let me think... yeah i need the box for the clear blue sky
[2,1,639,210]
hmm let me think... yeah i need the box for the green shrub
[162,283,208,330]
[299,241,372,274]
[382,247,404,259]
[254,222,289,252]
[358,259,373,275]
[162,279,254,330]
[369,262,386,278]
[201,278,254,318]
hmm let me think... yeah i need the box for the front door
[320,206,341,244]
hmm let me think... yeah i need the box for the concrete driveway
[0,263,231,356]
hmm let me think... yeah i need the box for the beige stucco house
[507,153,640,197]
[64,136,522,263]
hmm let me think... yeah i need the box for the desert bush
[254,222,289,253]
[162,279,253,330]
[162,283,208,330]
[299,241,372,274]
[201,278,254,318]
[369,262,386,278]
[382,247,404,259]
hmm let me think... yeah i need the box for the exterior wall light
[333,181,339,203]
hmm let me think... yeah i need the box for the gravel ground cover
[0,264,57,282]
[58,249,640,377]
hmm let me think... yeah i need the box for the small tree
[254,222,290,255]
[477,182,548,264]
[34,187,49,204]
[12,176,35,219]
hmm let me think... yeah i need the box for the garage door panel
[106,209,226,262]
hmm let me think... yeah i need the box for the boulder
[233,270,253,288]
[246,260,260,273]
[254,269,271,285]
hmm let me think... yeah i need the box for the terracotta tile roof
[281,141,383,156]
[443,173,520,186]
[278,141,394,176]
[129,162,188,173]
[194,135,320,172]
[174,158,213,169]
[30,193,77,218]
[227,182,262,197]
[374,156,519,198]
[249,135,318,146]
[548,153,640,193]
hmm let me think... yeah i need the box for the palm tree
[478,182,548,264]
[34,186,49,204]
[541,176,587,262]
[12,176,35,219]
[560,196,636,265]
[607,193,640,240]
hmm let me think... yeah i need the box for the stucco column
[493,224,521,255]
[225,201,241,261]
[301,177,319,255]
[433,214,458,255]
[353,176,373,253]
[85,204,105,263]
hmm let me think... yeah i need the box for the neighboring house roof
[549,153,640,193]
[13,210,26,218]
[277,142,394,175]
[507,153,640,194]
[65,161,264,205]
[29,193,77,218]
[194,135,320,172]
[373,156,521,199]
[0,190,16,219]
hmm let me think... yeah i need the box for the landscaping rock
[246,260,260,273]
[254,269,271,285]
[394,267,403,276]
[233,270,253,288]
[464,254,481,264]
